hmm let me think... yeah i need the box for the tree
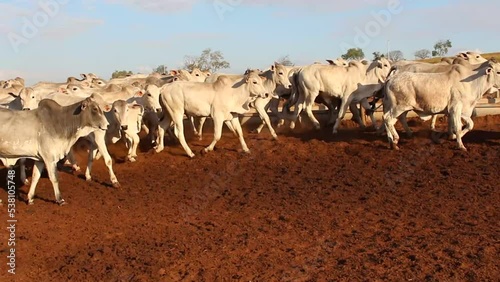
[341,48,365,61]
[276,55,294,66]
[388,50,404,62]
[372,51,385,60]
[414,49,431,59]
[432,39,452,57]
[154,65,168,74]
[111,70,133,79]
[183,48,230,73]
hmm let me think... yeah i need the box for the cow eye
[147,93,152,97]
[384,64,388,67]
[497,72,500,75]
[32,96,35,99]
[278,72,284,75]
[252,81,257,84]
[73,88,77,91]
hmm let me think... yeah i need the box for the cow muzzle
[22,108,30,111]
[262,93,270,99]
[121,125,128,131]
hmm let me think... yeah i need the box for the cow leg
[141,123,149,135]
[155,113,171,153]
[85,140,98,182]
[253,98,278,140]
[230,116,251,153]
[196,117,207,141]
[190,116,199,136]
[172,113,195,158]
[450,104,467,151]
[45,161,65,205]
[332,95,355,134]
[383,109,403,150]
[205,115,224,153]
[92,131,120,187]
[349,102,365,129]
[67,148,81,172]
[19,158,29,185]
[360,98,378,129]
[430,114,438,130]
[27,161,45,205]
[224,120,237,136]
[398,112,413,137]
[127,133,140,162]
[305,93,321,130]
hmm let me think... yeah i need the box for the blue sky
[1,0,499,85]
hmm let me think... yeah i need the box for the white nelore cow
[156,72,269,157]
[295,58,391,133]
[383,63,500,151]
[0,96,108,205]
[457,51,488,64]
[87,100,144,166]
[202,63,292,140]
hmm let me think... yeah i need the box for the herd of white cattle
[0,51,498,205]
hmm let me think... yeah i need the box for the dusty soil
[0,115,499,281]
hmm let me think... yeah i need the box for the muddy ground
[0,115,499,281]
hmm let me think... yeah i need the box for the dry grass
[417,52,500,63]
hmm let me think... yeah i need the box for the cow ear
[8,92,18,98]
[326,59,334,65]
[270,64,275,71]
[81,81,90,88]
[81,100,90,110]
[103,104,112,112]
[169,70,178,76]
[485,68,493,75]
[136,90,145,97]
[80,73,87,79]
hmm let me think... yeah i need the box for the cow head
[18,88,38,111]
[190,68,208,82]
[458,51,488,64]
[374,57,392,82]
[271,62,292,89]
[143,84,162,113]
[109,100,131,131]
[80,96,109,131]
[485,62,500,89]
[90,78,107,88]
[245,72,269,100]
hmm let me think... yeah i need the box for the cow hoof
[459,146,468,152]
[112,182,121,188]
[272,135,279,141]
[391,144,400,150]
[72,165,81,172]
[58,199,67,206]
[28,201,34,205]
[86,177,92,182]
[243,150,251,155]
[128,157,137,163]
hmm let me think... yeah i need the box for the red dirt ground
[0,115,499,281]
